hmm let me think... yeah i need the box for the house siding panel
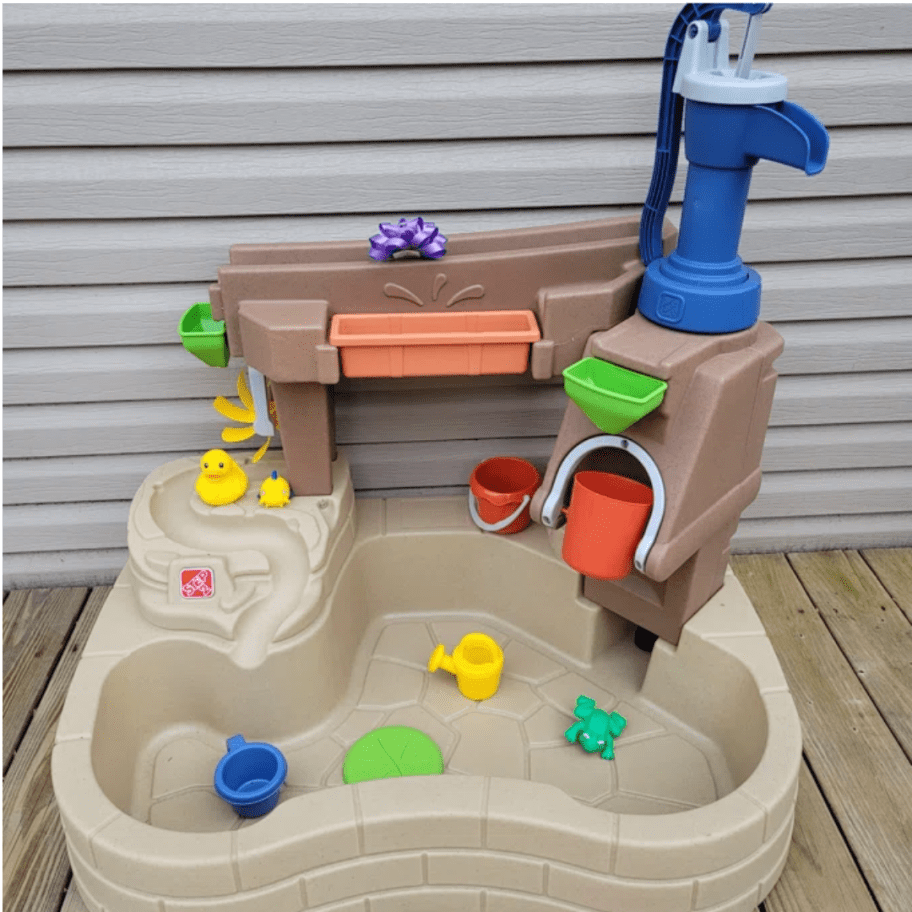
[4,3,910,586]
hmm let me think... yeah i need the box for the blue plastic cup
[214,735,287,818]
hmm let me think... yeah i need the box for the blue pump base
[637,256,762,334]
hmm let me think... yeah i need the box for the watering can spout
[746,101,829,175]
[428,644,457,676]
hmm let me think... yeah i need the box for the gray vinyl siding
[4,3,911,588]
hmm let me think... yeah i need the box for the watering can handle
[468,492,531,533]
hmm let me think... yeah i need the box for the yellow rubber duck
[195,449,248,506]
[259,470,291,508]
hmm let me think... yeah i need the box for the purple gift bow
[369,217,447,261]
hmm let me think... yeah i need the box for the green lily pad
[342,725,444,784]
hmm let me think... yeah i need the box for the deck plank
[2,587,110,912]
[860,547,912,624]
[732,553,912,912]
[788,550,912,761]
[59,883,89,912]
[764,761,879,912]
[3,587,87,769]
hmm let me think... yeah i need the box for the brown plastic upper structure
[208,216,782,645]
[530,313,783,643]
[209,216,673,491]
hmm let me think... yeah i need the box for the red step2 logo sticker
[181,567,214,599]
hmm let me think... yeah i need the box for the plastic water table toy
[565,695,628,760]
[258,470,291,508]
[342,725,444,784]
[213,735,288,817]
[427,632,506,700]
[195,448,249,506]
[53,5,827,911]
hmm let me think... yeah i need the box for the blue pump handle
[640,3,772,266]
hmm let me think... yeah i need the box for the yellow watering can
[427,632,504,701]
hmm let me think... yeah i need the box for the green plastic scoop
[563,357,667,434]
[179,301,229,367]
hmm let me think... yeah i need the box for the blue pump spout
[637,5,829,334]
[685,100,828,176]
[745,101,828,175]
[675,101,827,268]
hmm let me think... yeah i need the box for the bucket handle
[468,492,532,533]
[539,435,666,575]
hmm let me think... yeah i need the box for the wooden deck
[4,549,911,912]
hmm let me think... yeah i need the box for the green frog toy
[565,694,627,760]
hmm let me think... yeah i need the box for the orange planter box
[329,310,541,377]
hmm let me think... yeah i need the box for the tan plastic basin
[52,459,799,912]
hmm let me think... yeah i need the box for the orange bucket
[469,457,541,535]
[562,471,653,580]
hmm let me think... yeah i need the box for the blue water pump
[638,4,829,334]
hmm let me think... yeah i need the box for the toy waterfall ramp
[53,458,799,912]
